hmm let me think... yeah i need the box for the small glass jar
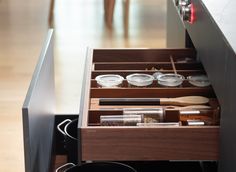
[157,73,185,87]
[152,71,164,80]
[100,112,165,126]
[126,73,154,87]
[95,74,124,88]
[186,120,205,126]
[100,115,142,126]
[137,122,180,127]
[187,75,210,87]
[123,108,164,123]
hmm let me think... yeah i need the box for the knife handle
[99,98,161,105]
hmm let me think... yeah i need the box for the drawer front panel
[82,127,219,161]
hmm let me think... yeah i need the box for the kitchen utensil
[166,105,211,110]
[99,96,209,106]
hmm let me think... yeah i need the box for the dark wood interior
[78,48,220,161]
[91,70,206,78]
[92,49,196,62]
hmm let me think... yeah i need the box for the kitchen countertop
[201,0,236,54]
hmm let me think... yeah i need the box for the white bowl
[126,73,154,87]
[95,74,124,88]
[187,75,210,87]
[157,73,185,87]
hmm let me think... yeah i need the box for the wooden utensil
[166,105,211,110]
[99,96,209,106]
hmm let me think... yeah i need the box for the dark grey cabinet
[167,1,236,171]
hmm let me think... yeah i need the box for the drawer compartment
[79,48,220,161]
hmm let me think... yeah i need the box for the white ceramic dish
[187,75,210,87]
[95,74,124,88]
[157,73,185,87]
[126,73,154,87]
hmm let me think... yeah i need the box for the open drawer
[78,48,220,162]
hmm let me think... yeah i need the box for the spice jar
[179,109,217,125]
[123,108,164,123]
[100,115,142,126]
[137,122,180,127]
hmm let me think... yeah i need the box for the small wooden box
[78,48,219,161]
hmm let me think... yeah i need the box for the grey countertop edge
[201,0,236,55]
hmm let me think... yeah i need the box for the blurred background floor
[0,0,166,171]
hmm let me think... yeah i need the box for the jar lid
[95,74,124,87]
[126,73,154,87]
[157,73,185,87]
[187,75,210,87]
[152,71,164,80]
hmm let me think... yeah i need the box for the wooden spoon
[99,96,209,106]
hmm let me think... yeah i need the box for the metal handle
[57,119,72,136]
[55,163,75,172]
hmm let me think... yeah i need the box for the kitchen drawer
[78,48,220,161]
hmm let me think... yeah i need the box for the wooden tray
[78,48,220,161]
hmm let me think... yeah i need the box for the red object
[190,4,195,24]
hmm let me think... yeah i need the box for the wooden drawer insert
[79,48,220,161]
